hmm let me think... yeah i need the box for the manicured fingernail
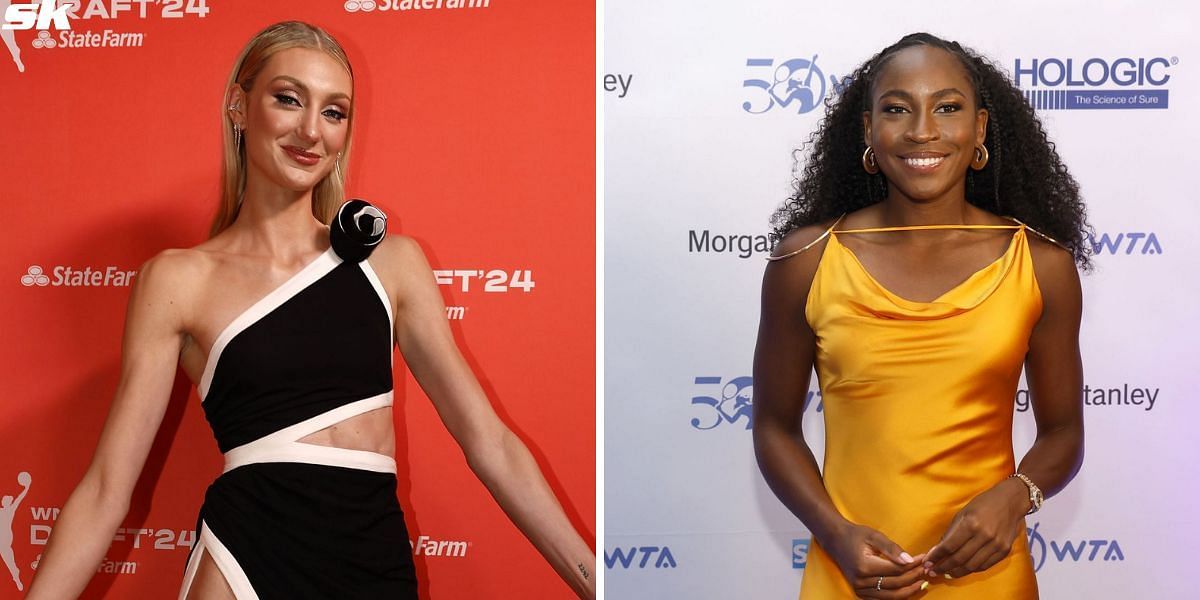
[944,573,953,579]
[920,581,930,591]
[928,570,937,577]
[923,561,933,570]
[900,552,914,563]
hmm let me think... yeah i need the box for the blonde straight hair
[210,21,355,238]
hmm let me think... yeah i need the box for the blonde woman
[26,21,595,599]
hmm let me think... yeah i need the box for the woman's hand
[825,523,929,599]
[923,478,1029,579]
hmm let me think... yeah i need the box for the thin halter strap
[765,213,1068,261]
[765,214,847,262]
[1000,216,1069,251]
[835,224,1021,232]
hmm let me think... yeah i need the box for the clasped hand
[922,478,1029,579]
[826,479,1028,599]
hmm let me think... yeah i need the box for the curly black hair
[770,32,1093,271]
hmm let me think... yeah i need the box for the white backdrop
[604,1,1199,598]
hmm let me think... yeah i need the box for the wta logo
[1015,56,1177,110]
[691,376,823,431]
[605,545,677,569]
[1027,522,1124,572]
[743,56,851,115]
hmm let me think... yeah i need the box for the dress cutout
[797,216,1041,599]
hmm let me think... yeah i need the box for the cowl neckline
[825,226,1027,320]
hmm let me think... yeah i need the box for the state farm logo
[343,0,491,13]
[410,534,470,558]
[20,264,137,287]
[20,266,49,286]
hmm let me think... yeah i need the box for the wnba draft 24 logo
[1,472,32,591]
[742,56,849,115]
[1026,522,1125,572]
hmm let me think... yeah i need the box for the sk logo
[691,376,753,430]
[743,57,834,115]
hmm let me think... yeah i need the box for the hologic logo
[742,56,850,115]
[20,265,137,287]
[1015,56,1176,110]
[605,546,677,569]
[792,538,810,569]
[1088,231,1162,255]
[1027,522,1125,572]
[691,376,822,431]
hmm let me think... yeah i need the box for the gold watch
[1009,473,1043,514]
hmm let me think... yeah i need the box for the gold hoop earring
[862,146,879,175]
[335,153,343,181]
[233,125,241,149]
[971,144,989,170]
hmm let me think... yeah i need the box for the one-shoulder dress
[178,239,418,599]
[796,215,1042,599]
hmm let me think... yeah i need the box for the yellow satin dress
[798,215,1040,599]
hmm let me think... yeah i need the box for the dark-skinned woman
[753,33,1088,599]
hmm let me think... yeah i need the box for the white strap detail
[179,520,260,600]
[200,248,341,400]
[222,392,396,474]
[359,259,395,349]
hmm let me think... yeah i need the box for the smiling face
[230,47,353,196]
[863,45,988,205]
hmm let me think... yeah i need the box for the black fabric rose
[330,199,387,262]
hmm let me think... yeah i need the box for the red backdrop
[0,1,595,598]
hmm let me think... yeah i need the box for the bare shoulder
[762,217,841,317]
[370,234,431,273]
[134,248,210,299]
[767,216,841,277]
[122,247,216,336]
[1025,234,1082,315]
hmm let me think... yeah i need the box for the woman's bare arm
[1016,241,1085,499]
[374,236,595,599]
[752,225,850,545]
[26,251,191,599]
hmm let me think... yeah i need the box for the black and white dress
[179,226,418,599]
